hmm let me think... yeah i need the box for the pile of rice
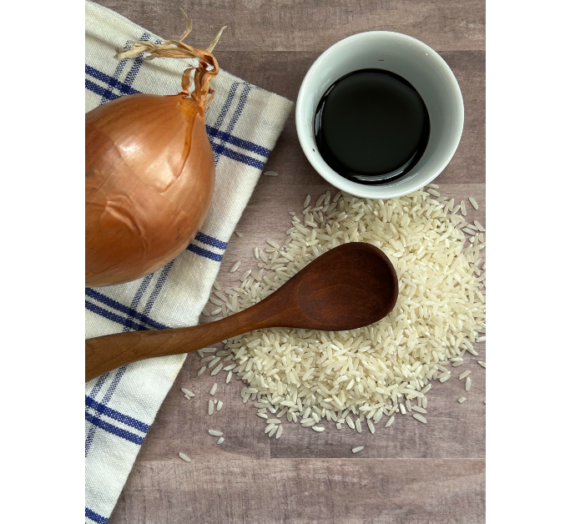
[206,186,486,432]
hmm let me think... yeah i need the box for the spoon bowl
[86,242,398,382]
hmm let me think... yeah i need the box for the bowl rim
[295,30,464,199]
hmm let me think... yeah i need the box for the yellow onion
[85,17,225,287]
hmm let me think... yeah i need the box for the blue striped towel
[84,2,293,522]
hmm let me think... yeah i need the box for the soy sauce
[314,69,430,184]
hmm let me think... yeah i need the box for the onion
[85,15,225,287]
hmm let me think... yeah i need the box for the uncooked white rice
[181,388,194,397]
[466,377,472,391]
[264,171,279,176]
[367,419,375,434]
[208,357,221,368]
[198,366,206,376]
[312,426,325,432]
[257,412,268,419]
[184,394,191,400]
[268,426,278,437]
[458,397,467,404]
[211,363,223,376]
[478,361,486,368]
[217,437,225,444]
[178,452,191,462]
[400,403,407,415]
[230,261,241,273]
[304,194,311,207]
[352,446,364,454]
[459,370,471,380]
[413,414,427,424]
[469,197,479,210]
[214,188,485,436]
[217,401,223,411]
[411,406,427,414]
[355,418,362,433]
[210,307,222,316]
[235,231,243,237]
[208,400,214,415]
[210,384,218,396]
[208,429,223,437]
[267,419,281,424]
[265,424,275,434]
[276,425,284,439]
[226,371,233,383]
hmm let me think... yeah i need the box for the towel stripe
[207,125,271,157]
[85,301,150,332]
[85,507,108,524]
[194,231,228,250]
[85,411,144,445]
[211,143,265,170]
[86,396,150,433]
[187,243,224,261]
[86,65,139,95]
[86,289,168,330]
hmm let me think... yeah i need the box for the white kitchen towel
[84,2,293,522]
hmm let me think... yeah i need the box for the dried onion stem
[115,10,226,108]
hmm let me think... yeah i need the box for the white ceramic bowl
[296,31,464,199]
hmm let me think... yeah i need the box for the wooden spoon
[85,242,398,382]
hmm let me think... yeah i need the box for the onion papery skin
[85,92,215,287]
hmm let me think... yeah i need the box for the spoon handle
[84,291,295,382]
[86,310,256,382]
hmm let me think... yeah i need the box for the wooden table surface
[97,1,486,522]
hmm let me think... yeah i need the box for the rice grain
[178,452,191,462]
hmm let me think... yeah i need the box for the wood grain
[93,0,486,522]
[99,0,485,53]
[112,459,485,524]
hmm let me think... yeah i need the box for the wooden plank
[111,458,485,523]
[93,1,486,522]
[96,0,485,52]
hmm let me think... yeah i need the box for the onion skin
[85,92,215,287]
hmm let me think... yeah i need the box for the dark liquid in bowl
[314,69,430,185]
